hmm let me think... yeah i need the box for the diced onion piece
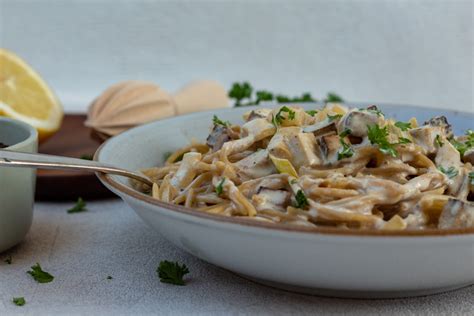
[269,154,298,178]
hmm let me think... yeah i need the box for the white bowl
[96,103,474,298]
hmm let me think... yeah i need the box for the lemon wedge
[269,154,298,178]
[0,49,63,142]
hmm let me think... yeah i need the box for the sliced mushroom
[462,148,474,164]
[234,149,276,180]
[303,120,337,138]
[243,108,273,122]
[317,134,341,164]
[253,187,291,212]
[438,198,474,229]
[206,125,230,152]
[338,108,382,137]
[424,116,453,139]
[409,125,445,154]
[435,140,461,168]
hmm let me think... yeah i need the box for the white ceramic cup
[0,117,38,253]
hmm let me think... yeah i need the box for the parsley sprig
[438,166,459,179]
[327,113,343,122]
[272,106,296,128]
[27,263,54,283]
[435,134,444,147]
[157,261,189,286]
[212,115,230,127]
[306,110,318,117]
[215,178,225,196]
[337,129,354,160]
[67,197,87,214]
[12,297,25,306]
[367,124,397,157]
[295,190,309,208]
[450,129,474,156]
[395,121,411,131]
[469,171,474,185]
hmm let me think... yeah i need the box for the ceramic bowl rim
[0,117,38,150]
[95,104,474,237]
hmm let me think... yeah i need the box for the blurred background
[1,0,472,112]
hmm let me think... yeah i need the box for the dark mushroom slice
[303,120,337,138]
[206,125,231,152]
[317,134,341,163]
[244,109,273,122]
[337,109,381,137]
[438,198,474,229]
[424,116,453,139]
[234,149,276,180]
[462,148,474,164]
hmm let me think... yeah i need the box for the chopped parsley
[212,115,230,127]
[305,110,318,116]
[80,154,93,160]
[394,121,412,131]
[324,92,344,103]
[339,128,352,138]
[157,261,189,286]
[12,297,25,306]
[337,129,354,160]
[215,178,225,196]
[5,255,12,264]
[290,179,297,185]
[327,113,343,122]
[27,263,54,283]
[295,190,309,208]
[469,171,474,185]
[398,137,412,144]
[438,166,459,179]
[367,124,397,157]
[435,134,444,147]
[67,197,87,214]
[272,106,296,128]
[450,129,474,156]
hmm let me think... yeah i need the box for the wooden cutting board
[36,114,116,201]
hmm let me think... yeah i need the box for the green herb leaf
[212,115,230,127]
[215,178,225,196]
[295,190,309,208]
[468,171,474,185]
[5,255,12,264]
[339,128,352,138]
[450,129,474,156]
[157,261,189,286]
[107,276,113,280]
[229,82,253,106]
[324,92,344,103]
[290,179,297,185]
[327,114,343,122]
[27,263,54,283]
[367,124,398,157]
[398,137,412,144]
[438,166,459,179]
[435,134,444,147]
[67,197,87,214]
[272,106,296,128]
[395,121,412,131]
[337,139,354,160]
[12,297,25,306]
[305,110,318,117]
[80,154,93,160]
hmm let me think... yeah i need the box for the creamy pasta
[136,104,474,230]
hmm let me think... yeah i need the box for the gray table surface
[1,200,473,315]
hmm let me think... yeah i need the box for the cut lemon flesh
[0,48,63,142]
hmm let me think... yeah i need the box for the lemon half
[0,48,63,142]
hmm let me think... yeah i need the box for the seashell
[86,80,230,138]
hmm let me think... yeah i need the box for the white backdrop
[1,0,473,112]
